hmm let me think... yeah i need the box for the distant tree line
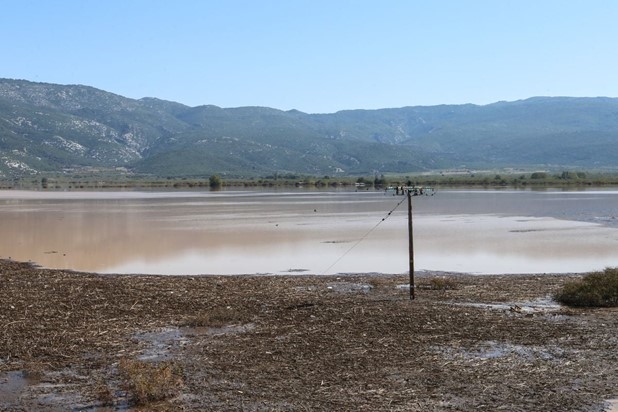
[3,170,618,190]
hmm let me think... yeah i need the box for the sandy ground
[1,259,617,411]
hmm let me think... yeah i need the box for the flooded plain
[0,188,616,275]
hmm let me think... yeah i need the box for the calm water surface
[0,188,616,275]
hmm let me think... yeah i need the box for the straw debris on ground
[0,259,617,411]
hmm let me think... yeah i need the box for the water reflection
[0,189,616,275]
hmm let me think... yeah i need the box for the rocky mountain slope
[1,78,617,178]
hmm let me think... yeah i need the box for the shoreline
[1,259,616,411]
[5,258,593,278]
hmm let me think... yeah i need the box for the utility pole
[407,188,415,300]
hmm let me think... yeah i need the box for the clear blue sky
[2,0,617,113]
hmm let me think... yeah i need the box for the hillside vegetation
[1,78,618,178]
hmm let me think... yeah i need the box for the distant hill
[1,78,617,178]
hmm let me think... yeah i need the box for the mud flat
[1,260,617,411]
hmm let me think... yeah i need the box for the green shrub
[554,267,618,307]
[530,172,548,179]
[209,174,222,189]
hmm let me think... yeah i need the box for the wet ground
[1,260,617,411]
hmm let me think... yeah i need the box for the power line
[321,196,407,275]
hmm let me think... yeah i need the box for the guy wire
[321,195,408,275]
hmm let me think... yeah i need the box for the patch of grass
[554,267,618,307]
[419,277,459,291]
[118,359,183,405]
[367,278,391,289]
[94,381,114,407]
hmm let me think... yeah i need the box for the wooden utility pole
[407,189,415,300]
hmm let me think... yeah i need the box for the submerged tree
[209,174,222,189]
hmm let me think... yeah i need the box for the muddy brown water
[0,188,617,275]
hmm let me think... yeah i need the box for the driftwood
[0,260,616,411]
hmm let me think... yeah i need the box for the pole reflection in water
[0,189,616,275]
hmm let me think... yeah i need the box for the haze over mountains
[1,78,617,178]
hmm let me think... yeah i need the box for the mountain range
[1,78,617,178]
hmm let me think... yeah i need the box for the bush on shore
[554,267,618,307]
[118,359,183,405]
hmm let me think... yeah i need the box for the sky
[2,0,618,113]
